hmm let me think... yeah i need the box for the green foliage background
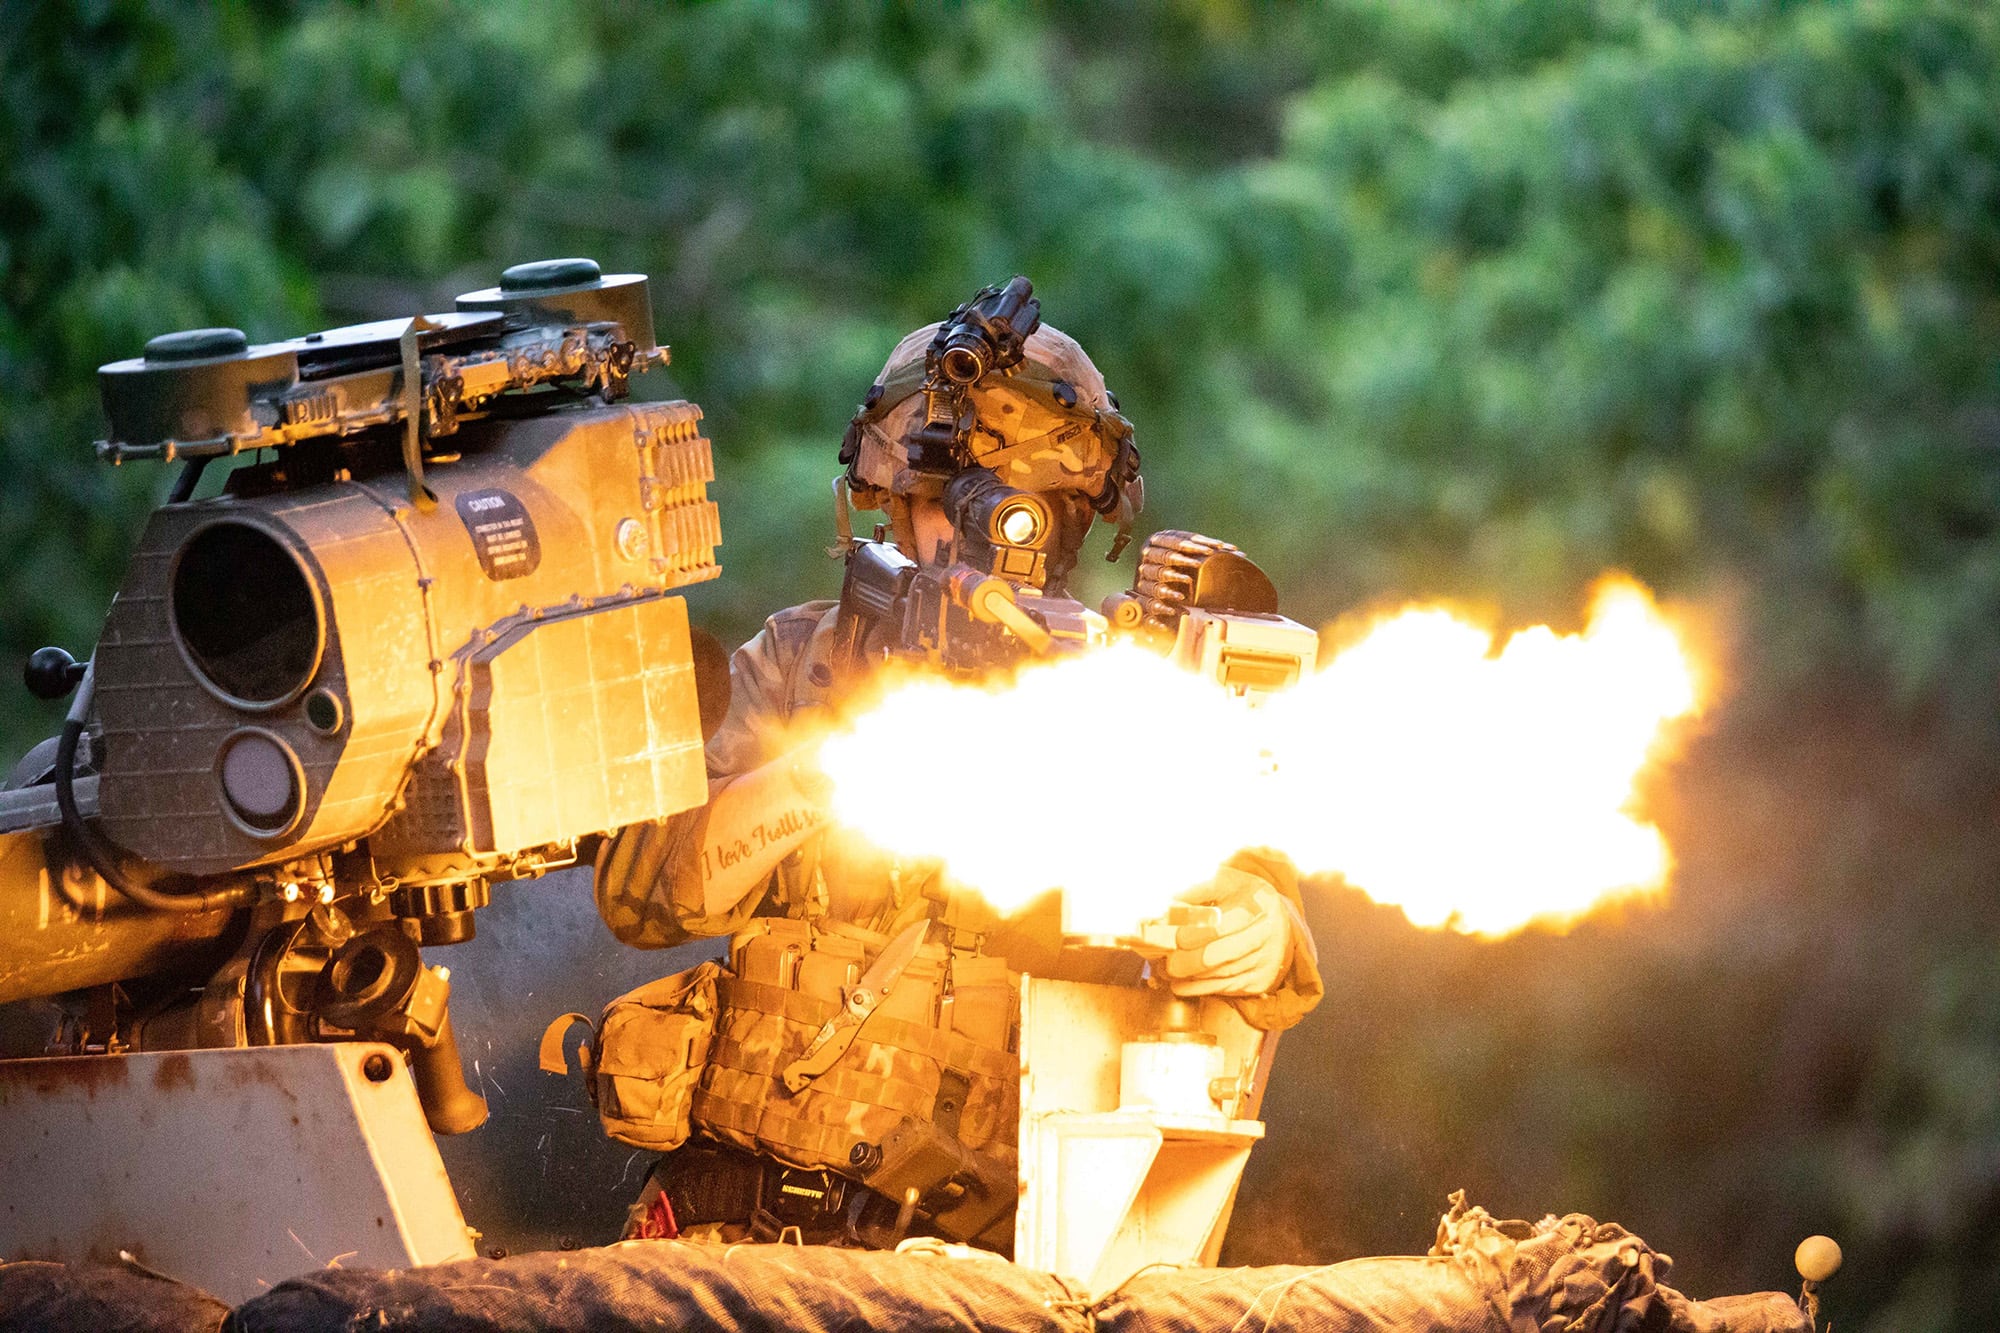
[5,2,2000,1327]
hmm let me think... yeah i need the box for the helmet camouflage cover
[841,321,1140,511]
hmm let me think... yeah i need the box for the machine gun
[0,260,722,1185]
[828,520,1324,1287]
[828,465,1105,679]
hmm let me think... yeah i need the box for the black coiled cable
[53,663,255,915]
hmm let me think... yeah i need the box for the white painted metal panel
[0,1043,475,1302]
[1015,976,1269,1295]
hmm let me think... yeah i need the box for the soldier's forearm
[697,753,832,918]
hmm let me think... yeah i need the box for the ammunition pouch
[540,959,720,1152]
[861,1113,1017,1244]
[687,917,1020,1242]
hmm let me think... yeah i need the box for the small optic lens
[998,503,1043,546]
[303,687,344,735]
[219,731,301,834]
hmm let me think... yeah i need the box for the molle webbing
[689,966,1016,1179]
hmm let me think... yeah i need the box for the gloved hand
[786,747,836,807]
[1163,864,1299,998]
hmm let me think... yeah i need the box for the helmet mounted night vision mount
[907,275,1042,477]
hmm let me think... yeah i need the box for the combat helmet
[838,278,1143,570]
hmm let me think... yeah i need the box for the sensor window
[218,730,303,835]
[171,521,323,708]
[303,687,345,735]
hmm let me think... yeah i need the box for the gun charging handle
[944,568,1054,655]
[315,926,489,1135]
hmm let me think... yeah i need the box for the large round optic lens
[171,521,324,708]
[997,501,1045,546]
[218,730,303,836]
[940,345,985,385]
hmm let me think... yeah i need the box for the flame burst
[816,577,1702,939]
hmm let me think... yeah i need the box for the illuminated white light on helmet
[997,500,1046,546]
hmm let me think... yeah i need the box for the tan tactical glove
[1163,862,1301,998]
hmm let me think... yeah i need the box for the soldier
[591,283,1321,1252]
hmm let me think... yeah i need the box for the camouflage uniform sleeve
[1221,848,1324,1032]
[592,601,836,949]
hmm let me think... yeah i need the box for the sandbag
[226,1241,1084,1333]
[0,1259,228,1333]
[223,1194,1811,1333]
[1100,1192,1810,1333]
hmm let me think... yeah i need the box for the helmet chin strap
[1104,490,1137,563]
[883,493,923,560]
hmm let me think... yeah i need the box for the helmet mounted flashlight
[993,495,1050,548]
[944,468,1069,589]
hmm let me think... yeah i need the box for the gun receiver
[832,541,1103,680]
[832,462,1107,680]
[0,258,723,1136]
[833,519,1317,704]
[1104,529,1318,694]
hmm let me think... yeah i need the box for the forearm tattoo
[700,803,826,881]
